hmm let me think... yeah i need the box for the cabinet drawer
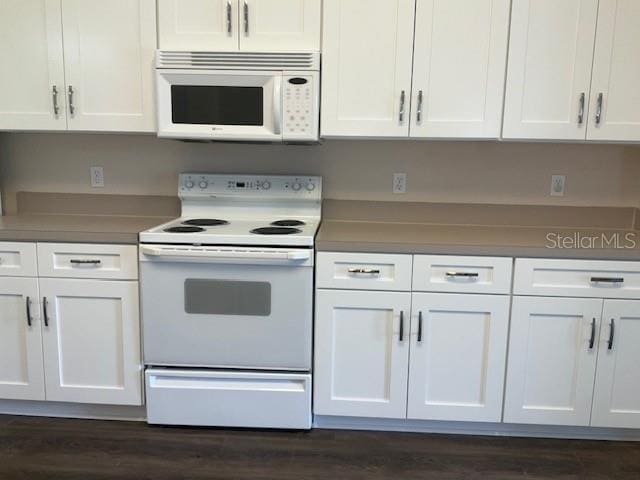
[0,242,37,277]
[146,369,311,429]
[514,258,640,299]
[316,252,412,291]
[412,255,513,294]
[37,243,138,280]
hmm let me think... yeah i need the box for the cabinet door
[407,293,509,422]
[587,0,640,142]
[504,296,602,426]
[240,0,320,51]
[410,0,510,139]
[321,0,416,137]
[157,0,239,51]
[314,289,411,418]
[40,279,142,405]
[0,0,66,130]
[0,278,44,401]
[61,0,156,132]
[591,300,640,428]
[502,0,599,140]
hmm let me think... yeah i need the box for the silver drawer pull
[590,277,624,284]
[348,268,381,275]
[445,271,479,278]
[70,259,102,266]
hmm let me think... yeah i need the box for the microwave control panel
[283,74,319,141]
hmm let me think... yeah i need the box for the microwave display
[171,85,264,126]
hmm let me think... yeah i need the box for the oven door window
[171,86,264,126]
[184,279,271,316]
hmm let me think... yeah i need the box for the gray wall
[1,132,639,213]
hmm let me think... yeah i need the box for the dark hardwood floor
[1,415,639,480]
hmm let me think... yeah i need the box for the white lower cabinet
[504,296,602,426]
[314,289,411,418]
[407,293,510,422]
[40,278,142,406]
[0,241,142,407]
[591,300,640,428]
[0,278,45,401]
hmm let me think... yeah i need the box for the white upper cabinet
[158,0,320,52]
[504,296,602,426]
[591,299,640,428]
[0,0,66,131]
[321,0,416,137]
[410,0,510,139]
[0,277,45,401]
[158,0,239,51]
[240,0,321,51]
[503,0,599,140]
[61,0,156,132]
[314,289,411,419]
[588,0,640,142]
[407,293,510,423]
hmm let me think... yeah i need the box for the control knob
[199,181,208,189]
[262,181,271,190]
[185,180,195,189]
[292,182,302,191]
[306,182,316,191]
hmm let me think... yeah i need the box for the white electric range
[140,174,321,429]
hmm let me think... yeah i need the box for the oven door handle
[140,246,311,263]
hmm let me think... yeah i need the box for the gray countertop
[0,214,171,244]
[317,201,640,260]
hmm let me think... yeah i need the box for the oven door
[140,246,312,370]
[156,69,282,141]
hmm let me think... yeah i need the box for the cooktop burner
[271,220,306,227]
[251,227,302,235]
[164,226,205,233]
[182,219,229,227]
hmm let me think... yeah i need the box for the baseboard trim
[313,415,640,441]
[0,399,146,422]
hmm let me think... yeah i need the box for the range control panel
[179,174,322,199]
[283,74,319,141]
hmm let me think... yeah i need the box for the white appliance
[140,174,321,429]
[156,51,320,142]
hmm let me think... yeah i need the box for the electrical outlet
[551,175,566,197]
[90,167,104,188]
[393,173,407,194]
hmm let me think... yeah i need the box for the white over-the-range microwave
[156,51,320,143]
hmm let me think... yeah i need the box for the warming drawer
[145,369,312,429]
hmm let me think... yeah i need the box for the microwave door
[157,70,282,141]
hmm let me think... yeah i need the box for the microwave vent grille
[157,51,320,71]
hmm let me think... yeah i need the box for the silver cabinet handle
[596,92,603,125]
[608,318,615,350]
[590,276,624,284]
[25,296,32,327]
[227,0,232,35]
[589,318,596,349]
[445,271,479,279]
[417,311,423,343]
[399,311,405,342]
[578,92,585,124]
[399,90,406,123]
[70,259,102,266]
[52,86,60,116]
[416,90,424,124]
[243,0,249,35]
[68,85,75,116]
[348,268,381,275]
